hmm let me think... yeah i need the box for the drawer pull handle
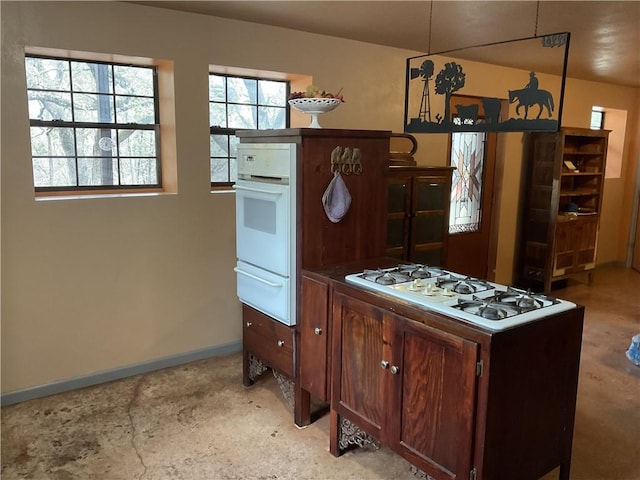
[390,365,400,375]
[245,321,252,328]
[314,327,322,335]
[380,360,389,369]
[233,184,284,196]
[234,267,282,287]
[277,340,285,347]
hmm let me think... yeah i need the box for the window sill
[35,189,176,202]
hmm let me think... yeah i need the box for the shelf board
[562,151,604,156]
[559,189,599,196]
[557,212,598,220]
[561,172,603,176]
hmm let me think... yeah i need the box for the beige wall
[2,1,638,393]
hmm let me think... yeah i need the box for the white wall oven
[234,143,297,325]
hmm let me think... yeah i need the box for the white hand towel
[322,171,352,223]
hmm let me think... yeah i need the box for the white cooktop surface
[345,267,577,331]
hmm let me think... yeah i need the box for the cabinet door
[574,217,598,269]
[389,318,479,480]
[553,221,576,275]
[299,276,330,401]
[331,292,392,441]
[387,176,411,259]
[553,217,598,276]
[410,176,449,266]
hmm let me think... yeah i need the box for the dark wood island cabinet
[300,263,584,480]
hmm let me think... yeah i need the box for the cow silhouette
[481,98,502,124]
[455,104,478,124]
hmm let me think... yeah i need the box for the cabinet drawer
[243,305,294,377]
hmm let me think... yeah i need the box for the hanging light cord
[534,0,540,37]
[427,0,433,54]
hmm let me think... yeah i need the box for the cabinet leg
[558,461,571,480]
[294,382,311,427]
[242,347,253,387]
[329,409,342,457]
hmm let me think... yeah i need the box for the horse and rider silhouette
[509,72,554,120]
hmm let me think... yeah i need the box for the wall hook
[331,146,362,176]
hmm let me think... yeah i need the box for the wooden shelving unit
[516,127,609,292]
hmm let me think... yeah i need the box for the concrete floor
[1,266,639,479]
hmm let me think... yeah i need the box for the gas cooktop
[345,264,577,331]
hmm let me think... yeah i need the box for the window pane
[25,57,70,90]
[211,157,230,183]
[258,80,287,106]
[209,75,226,101]
[118,130,156,157]
[119,158,158,185]
[30,127,76,156]
[209,103,227,128]
[73,93,115,123]
[210,135,229,156]
[116,96,155,124]
[229,135,239,157]
[28,91,72,121]
[229,157,238,183]
[32,157,76,187]
[97,130,118,155]
[71,61,113,93]
[228,104,257,129]
[590,110,603,129]
[228,77,257,104]
[258,106,286,129]
[113,65,154,96]
[78,157,118,186]
[76,128,116,156]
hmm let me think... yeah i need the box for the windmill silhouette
[410,60,435,122]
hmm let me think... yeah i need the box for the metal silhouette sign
[404,33,570,133]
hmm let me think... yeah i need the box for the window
[26,55,160,191]
[449,130,486,234]
[590,107,604,129]
[209,74,289,186]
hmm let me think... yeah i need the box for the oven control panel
[237,143,296,181]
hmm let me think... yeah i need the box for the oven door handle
[233,184,283,196]
[234,267,283,288]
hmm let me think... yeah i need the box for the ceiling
[130,1,640,88]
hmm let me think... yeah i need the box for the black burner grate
[436,274,494,294]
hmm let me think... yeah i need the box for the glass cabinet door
[387,179,410,258]
[410,176,449,266]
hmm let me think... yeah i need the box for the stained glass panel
[449,131,485,234]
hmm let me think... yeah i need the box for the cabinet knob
[314,327,323,335]
[245,321,252,328]
[390,365,400,375]
[380,360,389,369]
[277,340,285,347]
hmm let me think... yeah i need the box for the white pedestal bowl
[288,98,341,128]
